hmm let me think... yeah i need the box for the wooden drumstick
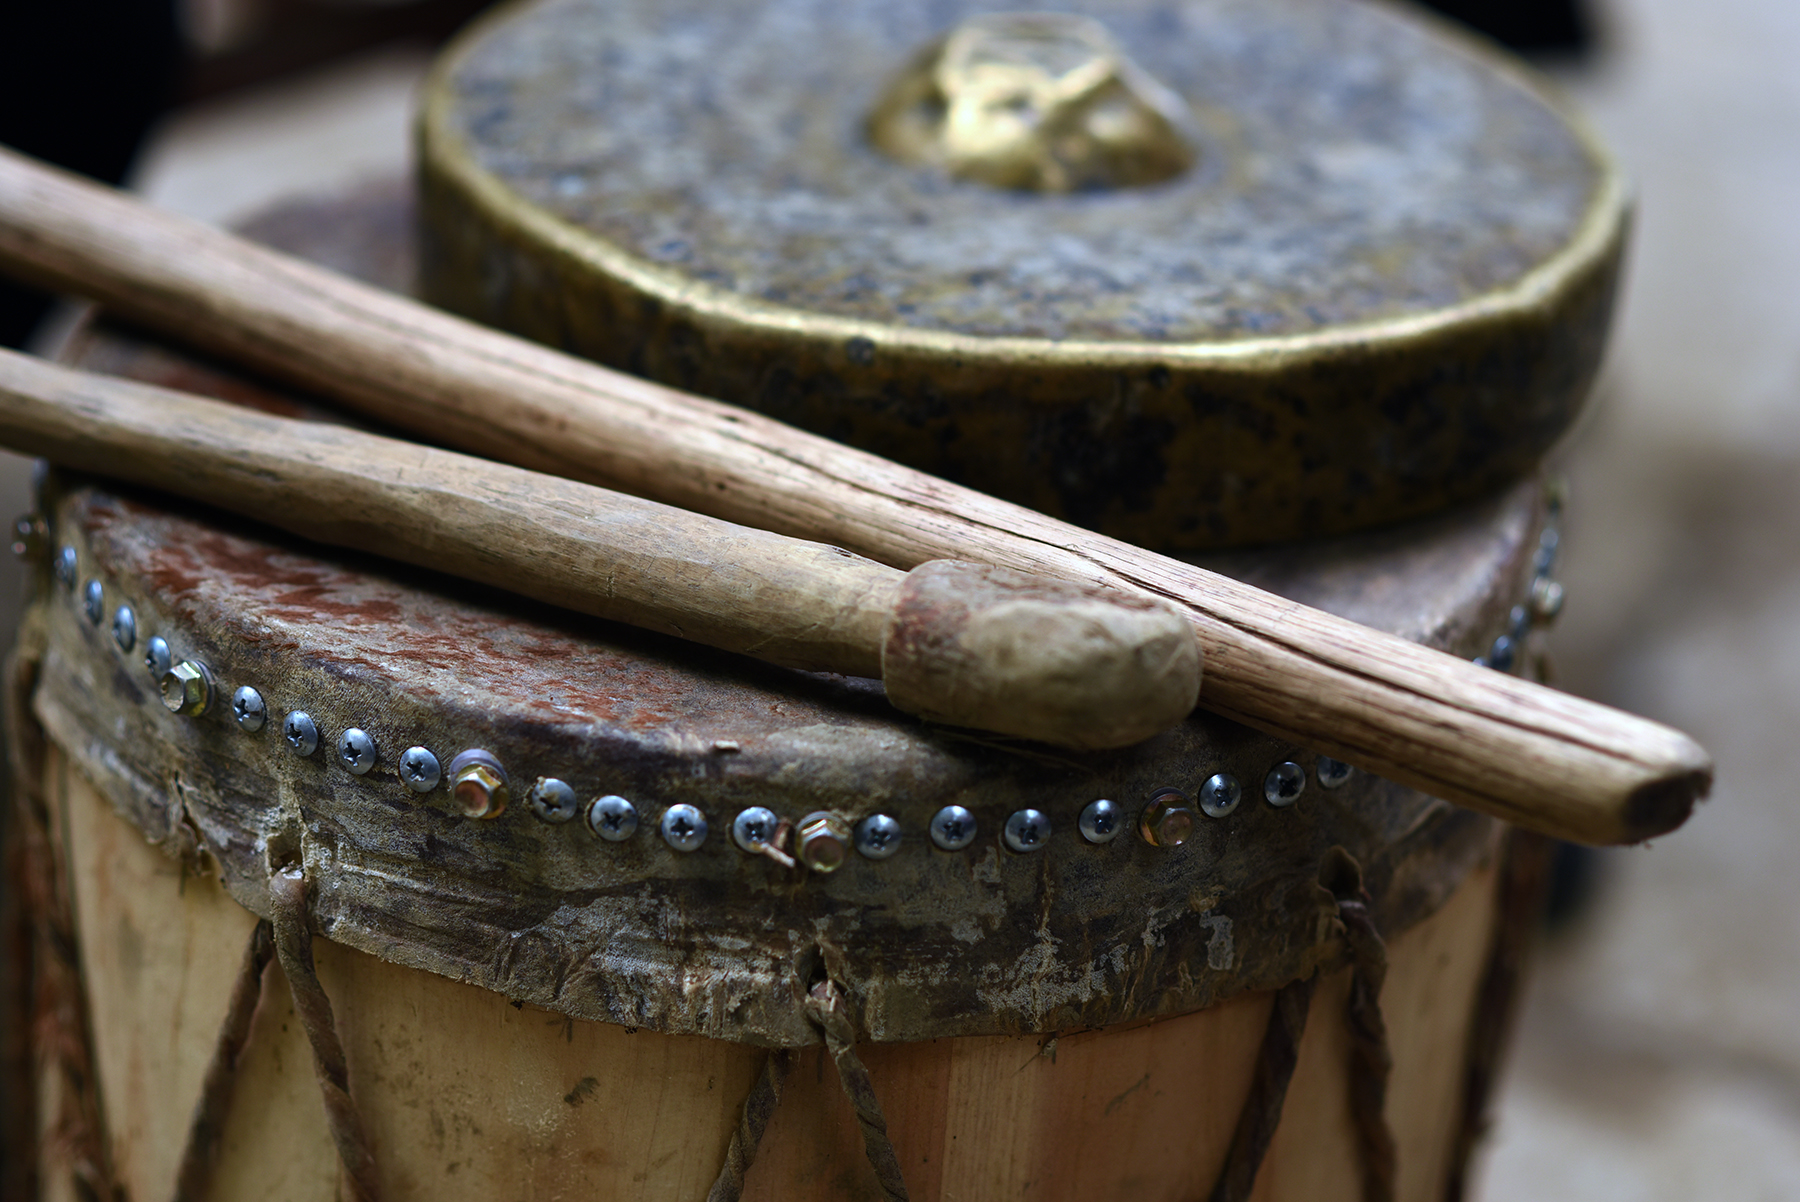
[0,349,1201,752]
[0,147,1711,844]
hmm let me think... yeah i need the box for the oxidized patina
[419,0,1622,549]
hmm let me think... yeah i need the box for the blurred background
[1,0,1796,1197]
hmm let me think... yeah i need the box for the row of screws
[1476,518,1565,672]
[56,539,1354,868]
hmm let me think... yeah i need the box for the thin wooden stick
[0,348,1199,751]
[0,146,1711,844]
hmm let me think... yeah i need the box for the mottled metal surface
[23,183,1541,1046]
[418,0,1622,550]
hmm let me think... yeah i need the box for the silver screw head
[111,605,136,652]
[1003,808,1051,853]
[529,778,580,823]
[1139,788,1196,847]
[588,794,638,842]
[1529,576,1565,625]
[1488,634,1517,673]
[1508,604,1531,640]
[1263,761,1305,807]
[854,814,903,859]
[82,580,103,624]
[283,711,319,757]
[400,747,441,792]
[1078,798,1122,844]
[732,806,780,853]
[338,728,377,775]
[1316,757,1353,789]
[143,635,171,678]
[448,750,509,819]
[929,804,977,851]
[160,661,214,716]
[797,811,850,872]
[53,545,76,587]
[1534,527,1560,575]
[231,685,266,732]
[660,803,708,851]
[1199,773,1241,819]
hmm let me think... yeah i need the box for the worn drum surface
[9,185,1559,1201]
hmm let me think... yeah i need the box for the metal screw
[530,778,580,823]
[160,661,214,716]
[732,806,780,853]
[11,515,46,563]
[338,728,377,775]
[796,811,850,872]
[1003,809,1051,853]
[283,711,320,756]
[111,605,136,652]
[854,814,903,859]
[929,804,977,851]
[1529,576,1565,625]
[1533,527,1560,576]
[1139,788,1195,847]
[588,794,638,841]
[82,580,103,625]
[1199,773,1241,819]
[53,545,76,588]
[399,747,441,792]
[144,635,171,678]
[1316,757,1353,789]
[1078,798,1122,844]
[1488,634,1517,673]
[449,750,510,819]
[1264,761,1305,807]
[1508,604,1530,641]
[231,686,266,732]
[660,803,708,851]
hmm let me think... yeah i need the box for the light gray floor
[8,3,1796,1195]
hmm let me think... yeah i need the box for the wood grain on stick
[0,146,1711,844]
[0,348,1200,751]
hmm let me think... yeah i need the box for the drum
[8,182,1559,1202]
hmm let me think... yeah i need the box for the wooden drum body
[9,186,1563,1200]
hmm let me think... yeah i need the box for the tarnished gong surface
[420,0,1621,550]
[21,180,1554,1051]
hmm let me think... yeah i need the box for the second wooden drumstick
[0,348,1201,752]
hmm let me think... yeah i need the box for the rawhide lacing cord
[1206,973,1318,1202]
[268,865,381,1202]
[170,918,275,1202]
[5,625,122,1202]
[1207,848,1399,1202]
[1443,829,1555,1202]
[806,978,910,1202]
[1335,872,1397,1202]
[705,1048,795,1202]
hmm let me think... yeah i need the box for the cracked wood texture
[0,147,1711,843]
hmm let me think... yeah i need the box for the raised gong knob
[867,11,1198,193]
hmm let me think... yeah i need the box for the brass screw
[160,660,214,717]
[1528,576,1565,626]
[454,762,509,819]
[1139,788,1195,848]
[796,811,850,873]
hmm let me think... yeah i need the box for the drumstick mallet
[0,348,1200,753]
[0,146,1712,845]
